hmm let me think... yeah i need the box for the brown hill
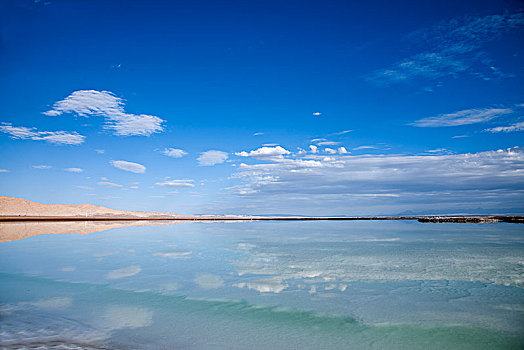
[0,195,181,218]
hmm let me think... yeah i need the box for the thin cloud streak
[366,11,524,86]
[353,146,376,151]
[331,130,352,136]
[0,123,85,145]
[485,121,524,133]
[155,180,195,188]
[412,108,513,127]
[317,141,341,146]
[97,181,124,188]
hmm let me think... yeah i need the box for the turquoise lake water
[0,221,523,349]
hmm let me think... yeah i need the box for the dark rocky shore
[416,216,524,224]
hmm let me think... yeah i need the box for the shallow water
[0,221,523,349]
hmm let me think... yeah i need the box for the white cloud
[109,113,164,136]
[312,112,322,116]
[426,148,450,153]
[0,169,9,173]
[412,108,513,127]
[111,160,146,173]
[366,11,524,86]
[162,148,187,158]
[317,141,340,146]
[64,167,83,173]
[1,124,44,138]
[198,150,228,166]
[76,185,94,190]
[253,132,264,136]
[353,145,376,151]
[235,146,290,160]
[106,265,141,279]
[155,179,195,188]
[32,165,52,169]
[97,181,123,188]
[311,138,340,146]
[485,121,524,133]
[337,147,348,154]
[309,145,318,153]
[229,147,524,215]
[39,132,85,145]
[0,123,85,145]
[331,130,352,135]
[43,90,165,136]
[95,149,105,154]
[324,148,337,154]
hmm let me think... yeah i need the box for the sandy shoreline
[0,215,522,223]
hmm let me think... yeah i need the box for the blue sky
[0,0,523,215]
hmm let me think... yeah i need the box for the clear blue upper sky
[0,0,523,215]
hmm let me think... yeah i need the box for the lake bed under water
[0,221,523,349]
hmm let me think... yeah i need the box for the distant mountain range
[0,196,181,218]
[1,196,521,224]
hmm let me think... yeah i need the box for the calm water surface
[0,221,523,349]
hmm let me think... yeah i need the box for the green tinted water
[0,221,523,349]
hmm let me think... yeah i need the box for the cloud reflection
[102,306,153,330]
[194,273,224,289]
[106,265,141,279]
